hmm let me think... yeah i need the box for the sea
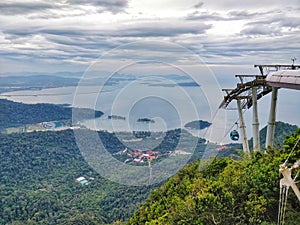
[1,78,299,144]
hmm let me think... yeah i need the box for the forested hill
[1,99,299,224]
[0,130,155,225]
[249,121,298,149]
[216,121,298,158]
[0,99,103,130]
[127,129,300,225]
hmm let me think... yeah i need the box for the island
[137,118,155,123]
[108,115,126,120]
[184,120,212,130]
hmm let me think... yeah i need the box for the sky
[0,0,299,75]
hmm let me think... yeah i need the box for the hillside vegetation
[0,130,154,225]
[249,121,298,149]
[0,99,103,131]
[127,129,300,225]
[0,128,203,224]
[1,99,299,224]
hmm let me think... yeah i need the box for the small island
[184,120,212,130]
[137,118,155,123]
[177,82,200,87]
[108,115,126,120]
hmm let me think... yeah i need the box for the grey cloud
[238,6,299,26]
[0,0,128,15]
[3,26,90,37]
[2,28,299,68]
[119,22,212,37]
[44,34,119,51]
[38,29,86,36]
[245,16,298,27]
[229,11,258,17]
[187,9,277,21]
[194,2,204,9]
[186,11,225,21]
[0,2,54,15]
[170,28,299,66]
[27,7,87,19]
[240,25,282,36]
[2,22,211,65]
[278,17,300,28]
[187,6,299,25]
[68,0,127,8]
[227,10,273,19]
[201,35,300,58]
[0,34,103,63]
[200,0,300,11]
[240,15,300,36]
[67,0,128,13]
[4,21,298,67]
[1,1,299,69]
[3,19,211,38]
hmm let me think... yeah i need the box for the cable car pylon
[220,74,269,153]
[220,61,300,152]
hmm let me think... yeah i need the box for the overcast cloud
[0,0,299,74]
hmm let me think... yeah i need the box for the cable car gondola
[230,130,239,141]
[230,122,239,141]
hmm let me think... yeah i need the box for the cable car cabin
[230,130,239,141]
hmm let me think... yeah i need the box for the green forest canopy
[127,129,300,225]
[1,99,299,224]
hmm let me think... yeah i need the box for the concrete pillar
[252,87,260,151]
[237,99,250,154]
[265,87,278,149]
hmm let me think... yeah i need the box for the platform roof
[266,70,300,90]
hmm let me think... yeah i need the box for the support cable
[220,108,248,144]
[284,137,300,165]
[277,185,289,225]
[277,137,300,225]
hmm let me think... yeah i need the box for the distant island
[0,75,79,93]
[137,118,155,123]
[184,120,212,130]
[108,115,126,120]
[146,82,200,88]
[177,82,200,87]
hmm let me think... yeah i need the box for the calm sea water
[1,80,299,144]
[0,82,213,132]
